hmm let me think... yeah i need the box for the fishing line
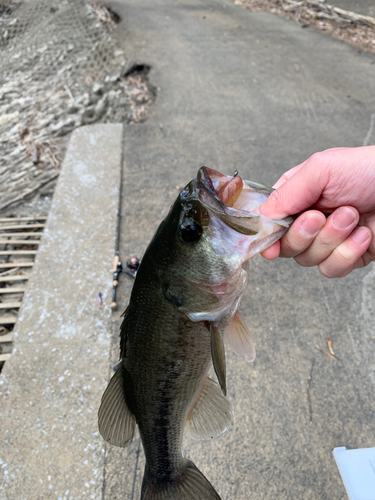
[130,436,141,500]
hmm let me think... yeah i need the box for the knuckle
[294,254,317,267]
[279,236,297,257]
[318,262,350,279]
[318,245,357,278]
[336,246,357,266]
[267,189,284,213]
[315,233,334,248]
[317,265,332,278]
[308,149,336,166]
[280,226,313,258]
[309,151,326,164]
[318,266,336,278]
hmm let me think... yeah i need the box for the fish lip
[191,167,293,242]
[196,166,222,199]
[196,166,247,217]
[196,166,290,221]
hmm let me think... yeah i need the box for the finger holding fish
[261,205,362,267]
[261,210,326,260]
[317,225,372,278]
[293,206,359,267]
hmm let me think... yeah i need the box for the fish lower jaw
[244,224,290,259]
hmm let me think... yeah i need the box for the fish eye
[179,218,202,244]
[180,187,190,198]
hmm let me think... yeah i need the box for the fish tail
[141,459,221,500]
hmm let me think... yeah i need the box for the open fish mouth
[173,166,294,323]
[194,166,293,257]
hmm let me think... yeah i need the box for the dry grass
[120,74,157,123]
[87,0,119,30]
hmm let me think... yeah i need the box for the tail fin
[141,459,221,500]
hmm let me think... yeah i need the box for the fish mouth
[195,166,293,246]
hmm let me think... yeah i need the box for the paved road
[105,1,375,498]
[333,0,374,17]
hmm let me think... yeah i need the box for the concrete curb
[0,124,122,500]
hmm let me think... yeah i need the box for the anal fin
[186,376,233,440]
[98,364,136,447]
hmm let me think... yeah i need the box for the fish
[98,167,293,500]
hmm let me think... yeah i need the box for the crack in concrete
[360,265,375,384]
[307,358,315,423]
[363,113,375,146]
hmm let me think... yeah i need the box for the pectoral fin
[186,376,233,440]
[210,322,227,396]
[226,311,256,362]
[98,365,136,447]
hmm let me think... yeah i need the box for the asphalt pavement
[333,0,374,17]
[105,0,375,499]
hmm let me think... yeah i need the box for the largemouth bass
[98,167,293,499]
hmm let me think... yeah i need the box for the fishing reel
[110,255,140,311]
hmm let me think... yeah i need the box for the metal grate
[0,216,46,370]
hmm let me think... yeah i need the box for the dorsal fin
[98,365,136,447]
[186,376,233,440]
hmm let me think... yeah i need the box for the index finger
[260,158,330,219]
[272,163,305,189]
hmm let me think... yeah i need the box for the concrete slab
[0,124,122,499]
[104,0,375,499]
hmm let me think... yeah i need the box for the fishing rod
[110,130,139,311]
[110,133,124,311]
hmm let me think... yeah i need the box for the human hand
[259,146,375,278]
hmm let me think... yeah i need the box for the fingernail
[352,227,370,244]
[300,216,323,236]
[333,207,356,230]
